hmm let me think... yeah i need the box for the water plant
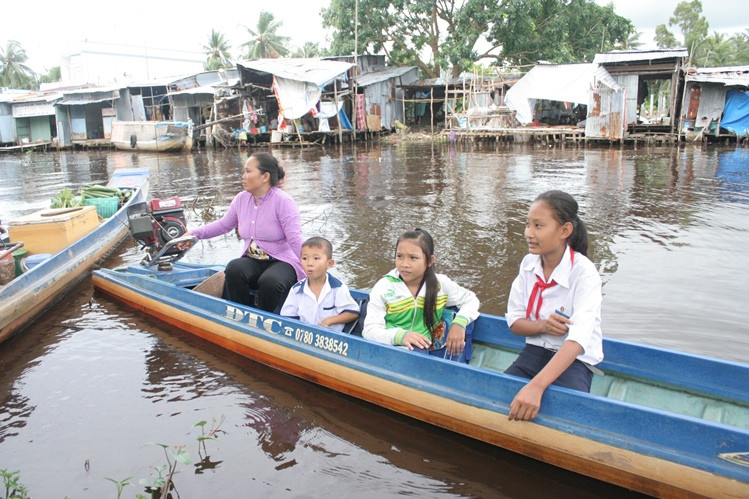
[134,416,225,498]
[1,468,29,499]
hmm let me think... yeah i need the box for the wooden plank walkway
[0,141,53,153]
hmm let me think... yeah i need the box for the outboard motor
[127,197,189,269]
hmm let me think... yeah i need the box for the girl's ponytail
[568,215,589,257]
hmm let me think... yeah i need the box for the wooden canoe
[91,262,749,498]
[0,169,149,343]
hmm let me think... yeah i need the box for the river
[1,142,747,497]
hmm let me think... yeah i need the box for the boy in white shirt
[280,237,359,331]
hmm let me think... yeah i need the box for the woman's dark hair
[535,190,589,256]
[396,228,439,336]
[251,152,285,186]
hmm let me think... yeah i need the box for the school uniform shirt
[280,272,360,331]
[505,245,604,366]
[363,269,480,347]
[190,186,304,280]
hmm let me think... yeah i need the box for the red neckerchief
[525,249,575,320]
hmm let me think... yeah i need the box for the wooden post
[402,91,405,130]
[430,91,434,135]
[335,80,342,144]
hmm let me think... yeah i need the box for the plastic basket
[84,196,119,218]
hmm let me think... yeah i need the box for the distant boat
[111,121,192,152]
[0,169,149,343]
[92,261,749,497]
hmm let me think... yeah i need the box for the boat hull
[92,264,749,498]
[0,169,149,343]
[111,121,191,152]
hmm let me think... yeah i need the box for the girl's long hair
[535,190,589,256]
[396,228,439,335]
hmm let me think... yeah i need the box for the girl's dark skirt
[504,344,593,392]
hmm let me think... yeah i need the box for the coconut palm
[241,11,290,59]
[697,32,734,67]
[204,29,233,71]
[0,40,37,89]
[617,31,642,50]
[292,42,321,58]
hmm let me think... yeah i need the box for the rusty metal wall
[586,86,625,139]
[613,74,638,126]
[681,82,726,131]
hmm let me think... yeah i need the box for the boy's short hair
[302,236,333,259]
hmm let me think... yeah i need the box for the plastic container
[271,131,283,143]
[84,196,119,218]
[12,248,28,276]
[23,253,51,271]
[0,255,13,284]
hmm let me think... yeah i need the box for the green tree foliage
[655,24,679,49]
[204,29,233,70]
[323,0,634,77]
[39,66,61,84]
[698,30,749,66]
[654,1,748,66]
[241,11,290,59]
[292,42,322,58]
[488,0,634,66]
[0,40,37,89]
[619,31,643,51]
[669,0,709,57]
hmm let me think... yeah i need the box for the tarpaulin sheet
[505,64,620,124]
[273,76,320,126]
[721,90,749,136]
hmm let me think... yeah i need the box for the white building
[61,41,205,86]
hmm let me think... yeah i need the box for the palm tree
[241,11,290,59]
[203,29,232,71]
[697,32,734,67]
[617,31,642,50]
[292,42,321,58]
[0,40,37,89]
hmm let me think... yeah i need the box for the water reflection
[1,144,747,496]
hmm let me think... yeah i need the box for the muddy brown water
[1,143,747,497]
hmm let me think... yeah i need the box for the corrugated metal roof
[357,66,417,87]
[57,87,121,105]
[686,74,749,86]
[168,85,217,96]
[237,58,354,87]
[693,65,749,74]
[8,91,62,104]
[57,95,120,105]
[61,85,123,95]
[686,65,749,86]
[593,49,688,64]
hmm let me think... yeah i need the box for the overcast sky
[3,0,748,74]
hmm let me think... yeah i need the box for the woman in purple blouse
[185,152,304,311]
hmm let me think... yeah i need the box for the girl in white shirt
[504,190,603,421]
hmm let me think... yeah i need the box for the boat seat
[343,296,369,336]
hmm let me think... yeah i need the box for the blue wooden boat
[91,261,749,497]
[0,169,149,343]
